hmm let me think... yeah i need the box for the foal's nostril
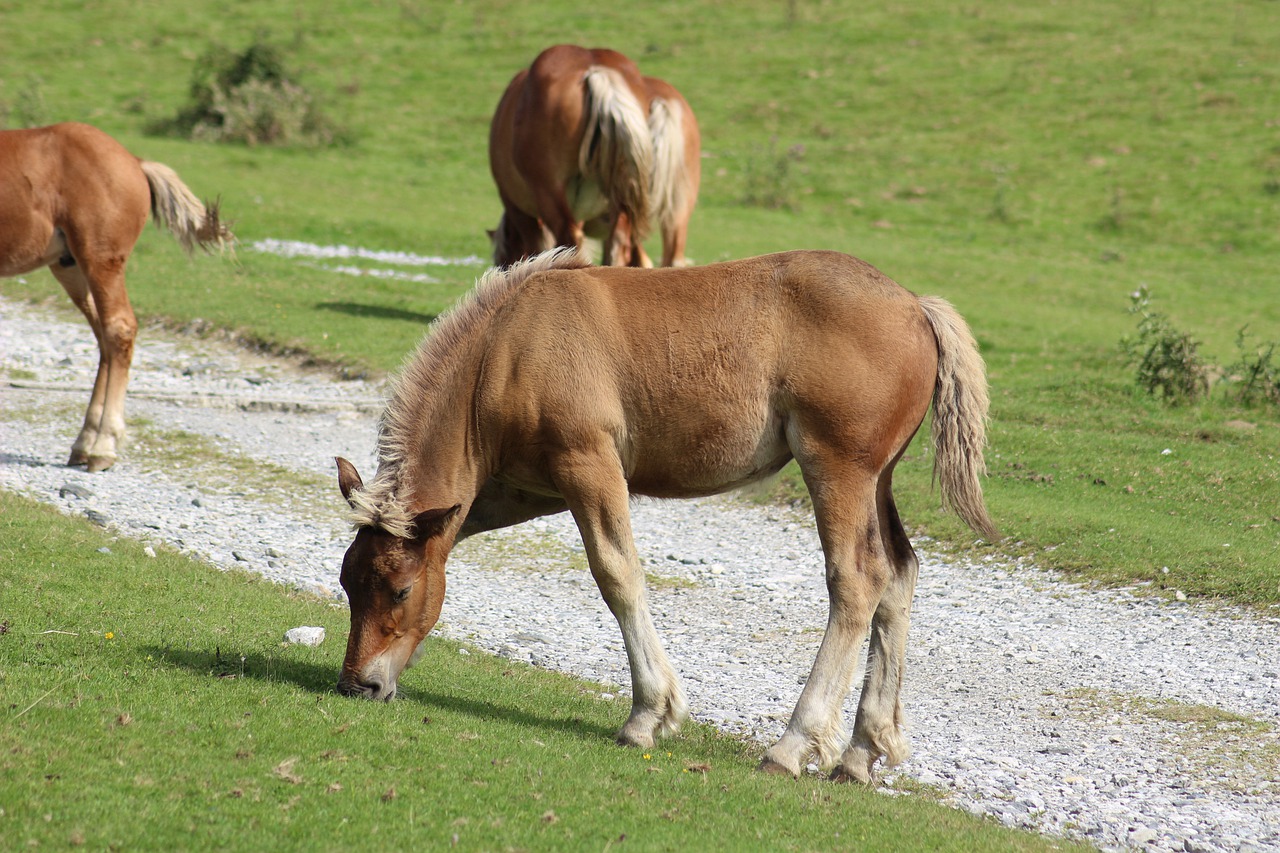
[336,678,376,698]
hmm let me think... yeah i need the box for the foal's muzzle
[336,676,396,702]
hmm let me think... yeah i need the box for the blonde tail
[918,296,1000,541]
[139,161,233,254]
[580,67,653,243]
[647,96,689,240]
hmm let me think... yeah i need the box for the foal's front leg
[552,446,688,747]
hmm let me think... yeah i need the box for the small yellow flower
[643,753,651,761]
[104,632,114,640]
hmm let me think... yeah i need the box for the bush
[741,138,806,210]
[149,38,348,147]
[1121,286,1210,404]
[1222,327,1280,407]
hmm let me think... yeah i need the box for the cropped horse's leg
[551,442,687,747]
[760,465,888,777]
[50,263,107,467]
[51,259,136,472]
[832,482,919,784]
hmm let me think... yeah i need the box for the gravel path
[2,294,1277,853]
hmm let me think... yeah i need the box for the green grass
[1,2,1278,603]
[0,492,1080,852]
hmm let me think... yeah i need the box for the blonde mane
[348,247,591,536]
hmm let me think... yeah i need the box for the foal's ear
[336,457,364,505]
[411,504,462,540]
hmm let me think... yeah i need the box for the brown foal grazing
[0,122,232,471]
[335,249,999,783]
[488,44,700,268]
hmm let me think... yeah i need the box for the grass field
[0,491,1085,851]
[4,1,1277,846]
[5,0,1278,609]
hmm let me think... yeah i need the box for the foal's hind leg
[550,442,688,747]
[50,260,136,472]
[760,467,889,777]
[832,483,919,784]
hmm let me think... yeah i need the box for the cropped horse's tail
[647,96,691,242]
[139,161,234,255]
[918,296,1001,542]
[580,66,653,242]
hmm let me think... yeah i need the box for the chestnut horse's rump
[488,44,699,268]
[337,249,997,784]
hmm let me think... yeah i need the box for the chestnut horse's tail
[580,67,653,243]
[918,296,1001,542]
[647,96,692,245]
[139,161,234,255]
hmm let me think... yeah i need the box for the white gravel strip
[249,238,485,268]
[2,293,1277,853]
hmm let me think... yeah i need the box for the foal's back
[477,251,939,497]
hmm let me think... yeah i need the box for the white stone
[283,626,326,646]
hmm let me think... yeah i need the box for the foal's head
[334,457,459,701]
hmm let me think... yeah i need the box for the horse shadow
[146,643,615,741]
[316,302,438,326]
[0,451,54,468]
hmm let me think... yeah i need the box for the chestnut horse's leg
[832,480,919,783]
[519,181,583,258]
[603,212,652,268]
[49,259,136,472]
[551,440,688,747]
[658,211,689,268]
[493,196,552,267]
[759,460,890,778]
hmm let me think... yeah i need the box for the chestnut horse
[488,45,700,269]
[0,122,231,471]
[335,248,999,782]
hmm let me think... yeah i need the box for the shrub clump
[150,39,347,148]
[1223,328,1280,407]
[1121,286,1210,404]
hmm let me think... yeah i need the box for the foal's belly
[624,420,793,499]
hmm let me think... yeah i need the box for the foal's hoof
[614,726,656,750]
[757,757,799,778]
[829,765,874,785]
[85,454,117,473]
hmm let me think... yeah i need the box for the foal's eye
[392,586,411,604]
